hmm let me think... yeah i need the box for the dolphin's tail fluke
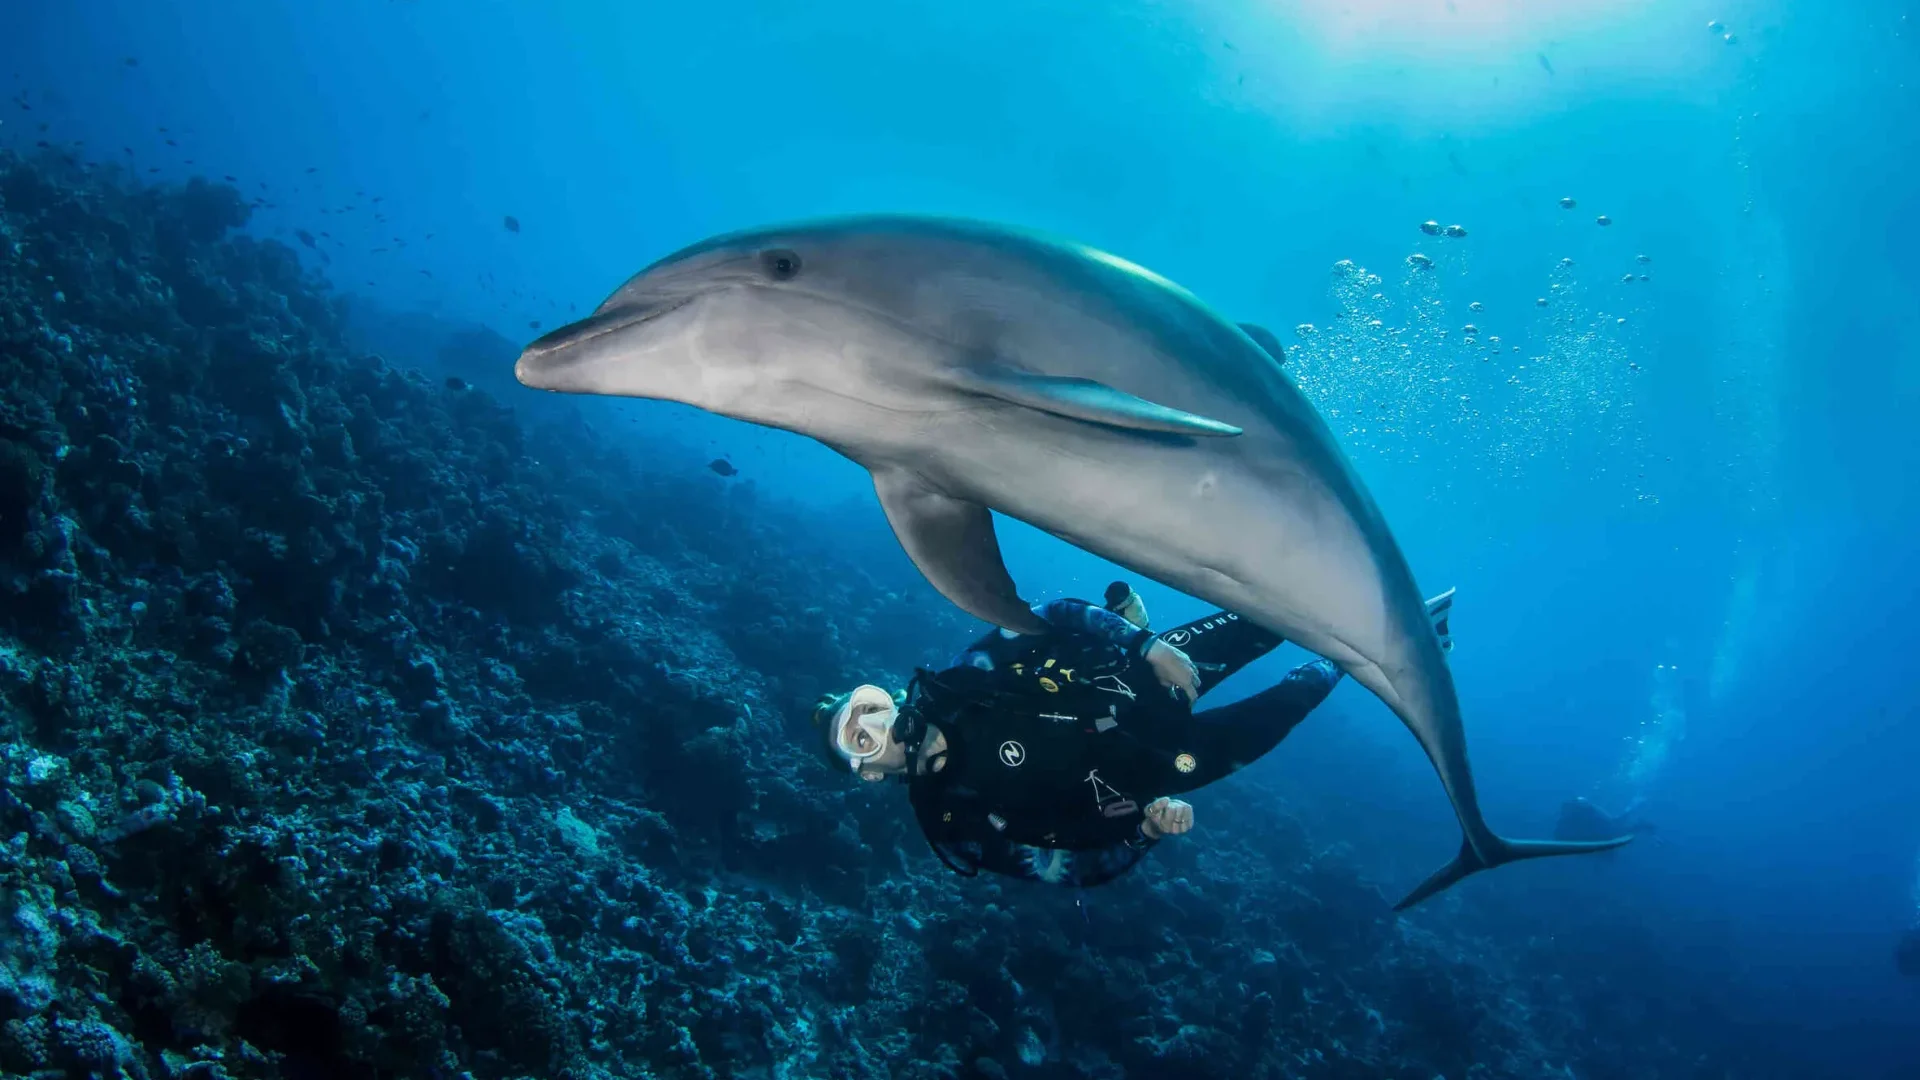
[1392,832,1636,911]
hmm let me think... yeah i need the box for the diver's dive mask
[832,684,899,772]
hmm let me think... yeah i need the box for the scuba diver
[814,581,1457,888]
[1553,796,1657,845]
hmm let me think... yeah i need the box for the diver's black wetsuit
[905,598,1340,887]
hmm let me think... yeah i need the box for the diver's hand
[1141,797,1194,839]
[1145,639,1199,702]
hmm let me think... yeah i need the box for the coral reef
[0,150,1731,1079]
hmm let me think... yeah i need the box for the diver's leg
[1154,612,1285,697]
[1158,658,1343,793]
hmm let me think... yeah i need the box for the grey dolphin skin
[515,215,1632,909]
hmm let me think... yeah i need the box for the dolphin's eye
[761,249,802,281]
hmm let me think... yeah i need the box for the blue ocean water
[4,0,1917,1076]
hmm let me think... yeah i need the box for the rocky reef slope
[0,151,1722,1080]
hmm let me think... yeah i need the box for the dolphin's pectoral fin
[1238,323,1288,366]
[870,468,1047,634]
[1425,587,1456,654]
[1392,831,1636,911]
[957,366,1243,438]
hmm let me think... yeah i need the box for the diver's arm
[1036,598,1197,699]
[1049,803,1191,888]
[947,596,1144,670]
[1032,598,1157,656]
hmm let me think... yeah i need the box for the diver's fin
[1239,323,1288,366]
[958,366,1243,438]
[1425,587,1456,654]
[871,467,1047,635]
[1393,832,1635,911]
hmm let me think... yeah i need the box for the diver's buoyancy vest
[907,641,1193,852]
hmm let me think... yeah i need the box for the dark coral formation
[0,150,1729,1080]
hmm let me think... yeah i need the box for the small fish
[420,269,433,278]
[708,458,739,477]
[503,215,520,233]
[1537,52,1555,76]
[165,139,176,146]
[295,229,317,249]
[445,376,468,391]
[124,57,139,67]
[372,247,388,253]
[528,320,542,329]
[306,166,318,173]
[223,174,236,181]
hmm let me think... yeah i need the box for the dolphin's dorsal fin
[959,366,1242,437]
[1239,323,1287,366]
[871,468,1048,634]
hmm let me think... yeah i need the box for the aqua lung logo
[1162,613,1238,648]
[998,740,1026,767]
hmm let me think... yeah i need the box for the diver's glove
[1145,639,1200,702]
[1141,796,1195,839]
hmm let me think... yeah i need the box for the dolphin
[514,215,1632,909]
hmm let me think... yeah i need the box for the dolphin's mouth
[521,295,698,360]
[515,295,702,390]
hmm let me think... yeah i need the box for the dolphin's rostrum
[516,215,1633,908]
